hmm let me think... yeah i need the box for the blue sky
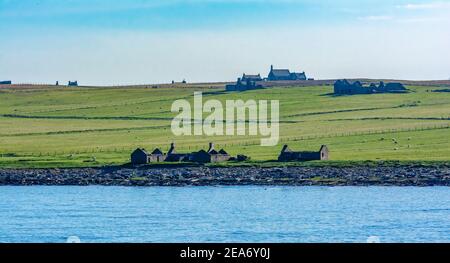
[1,0,450,85]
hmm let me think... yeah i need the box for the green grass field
[0,84,449,168]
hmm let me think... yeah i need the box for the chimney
[207,142,215,153]
[270,65,273,71]
[168,142,175,154]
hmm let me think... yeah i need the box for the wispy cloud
[398,16,450,23]
[361,1,450,23]
[358,15,393,21]
[399,1,450,10]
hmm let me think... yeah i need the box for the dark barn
[131,148,149,164]
[278,145,329,162]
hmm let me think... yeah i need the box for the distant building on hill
[0,80,12,85]
[334,79,406,95]
[290,72,307,80]
[268,66,291,81]
[68,81,78,86]
[241,73,262,82]
[226,77,263,92]
[278,145,329,162]
[267,65,307,81]
[334,79,371,94]
[226,65,309,91]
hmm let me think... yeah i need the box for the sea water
[0,186,449,243]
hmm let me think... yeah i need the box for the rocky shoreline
[1,165,450,186]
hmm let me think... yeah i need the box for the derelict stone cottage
[148,148,166,162]
[165,142,190,162]
[190,143,231,163]
[132,143,330,164]
[131,142,233,164]
[131,148,150,164]
[334,79,407,95]
[334,80,370,95]
[278,145,329,162]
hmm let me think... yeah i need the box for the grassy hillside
[0,84,449,168]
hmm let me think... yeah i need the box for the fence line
[1,123,449,158]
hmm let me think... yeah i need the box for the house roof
[291,72,306,77]
[151,148,163,155]
[133,148,149,155]
[242,74,261,79]
[270,69,291,77]
[335,79,365,88]
[218,149,228,155]
[209,149,218,155]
